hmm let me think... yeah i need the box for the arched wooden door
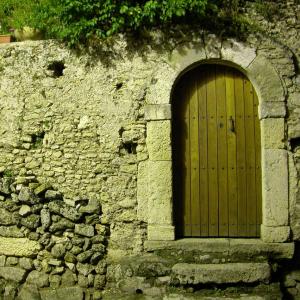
[172,64,262,238]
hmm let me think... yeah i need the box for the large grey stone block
[261,118,285,149]
[259,102,286,119]
[261,225,290,243]
[0,266,27,282]
[172,262,271,284]
[247,55,285,102]
[146,65,176,105]
[148,224,175,241]
[169,41,206,71]
[221,40,256,68]
[148,161,172,225]
[262,149,288,226]
[144,104,171,121]
[0,237,41,257]
[147,120,172,161]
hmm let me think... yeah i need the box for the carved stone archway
[139,38,289,243]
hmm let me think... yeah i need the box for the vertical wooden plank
[206,66,219,236]
[173,79,190,237]
[216,66,229,236]
[172,80,184,237]
[244,78,257,237]
[183,81,192,236]
[225,69,238,237]
[234,72,247,237]
[198,68,209,236]
[189,72,200,236]
[254,91,262,236]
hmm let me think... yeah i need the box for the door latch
[229,116,235,133]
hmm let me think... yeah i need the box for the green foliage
[0,0,252,45]
[254,0,281,21]
[2,169,13,178]
[0,0,40,34]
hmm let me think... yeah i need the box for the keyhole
[219,122,224,128]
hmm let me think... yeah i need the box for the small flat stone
[34,183,52,195]
[78,198,100,214]
[41,208,51,229]
[48,259,62,266]
[77,250,93,263]
[19,205,31,217]
[45,190,62,200]
[26,270,49,288]
[75,224,94,237]
[20,214,40,229]
[51,244,66,259]
[61,269,76,286]
[18,284,40,300]
[60,205,82,222]
[0,266,27,282]
[76,262,93,276]
[18,187,35,203]
[19,257,34,270]
[0,255,6,267]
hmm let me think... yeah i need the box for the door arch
[172,63,262,238]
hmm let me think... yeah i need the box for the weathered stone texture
[144,104,171,121]
[0,237,41,257]
[40,286,84,300]
[221,40,256,68]
[137,161,148,222]
[172,262,271,284]
[0,3,299,297]
[262,149,289,227]
[148,161,172,225]
[261,118,285,149]
[147,121,172,161]
[261,225,290,243]
[0,266,27,282]
[247,55,285,103]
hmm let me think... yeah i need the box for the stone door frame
[139,40,289,243]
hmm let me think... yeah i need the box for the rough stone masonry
[0,0,299,299]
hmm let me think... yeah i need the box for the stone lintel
[144,104,171,121]
[147,120,171,161]
[147,224,175,241]
[261,118,285,149]
[261,225,290,243]
[262,149,288,226]
[0,237,41,257]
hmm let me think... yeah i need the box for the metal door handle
[229,116,235,133]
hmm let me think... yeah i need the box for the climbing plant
[0,0,277,46]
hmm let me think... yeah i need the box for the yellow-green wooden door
[173,64,262,238]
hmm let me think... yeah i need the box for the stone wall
[0,0,299,299]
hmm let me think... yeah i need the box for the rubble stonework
[0,174,108,298]
[0,1,299,298]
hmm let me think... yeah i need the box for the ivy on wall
[0,0,279,46]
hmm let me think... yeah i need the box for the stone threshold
[144,238,294,260]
